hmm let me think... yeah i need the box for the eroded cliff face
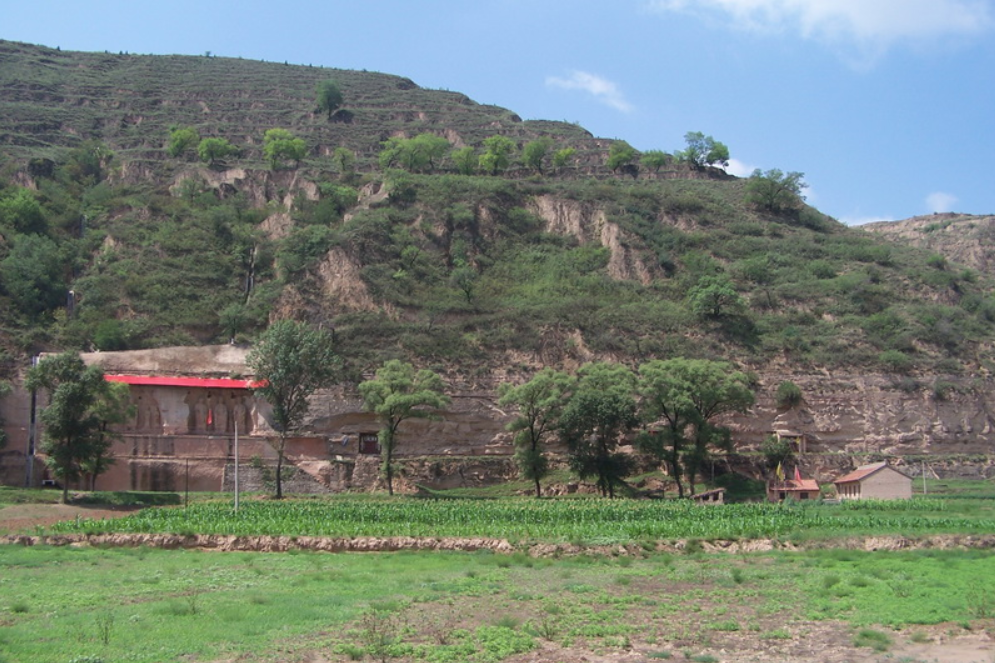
[865,213,995,275]
[529,194,656,284]
[3,345,994,491]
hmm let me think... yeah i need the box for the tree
[449,264,477,305]
[247,320,339,498]
[637,359,697,498]
[315,79,344,120]
[478,135,516,175]
[0,187,46,234]
[25,353,124,503]
[522,137,553,175]
[551,147,576,172]
[760,434,793,476]
[84,381,133,490]
[167,126,200,159]
[0,233,65,317]
[0,380,12,451]
[687,274,744,320]
[451,146,477,175]
[263,128,307,170]
[775,380,803,409]
[682,361,754,493]
[637,358,753,496]
[606,141,639,175]
[198,137,238,167]
[744,168,806,214]
[640,150,671,173]
[332,147,356,177]
[676,131,729,169]
[358,360,450,495]
[497,369,575,497]
[559,362,638,498]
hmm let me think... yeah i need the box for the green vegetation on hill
[1,39,993,380]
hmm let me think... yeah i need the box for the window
[359,433,380,455]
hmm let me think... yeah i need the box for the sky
[4,0,995,225]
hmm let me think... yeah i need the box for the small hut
[834,462,912,500]
[768,465,819,502]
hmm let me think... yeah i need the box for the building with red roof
[834,461,913,500]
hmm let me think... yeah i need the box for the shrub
[775,380,803,409]
[853,628,891,651]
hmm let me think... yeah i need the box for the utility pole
[25,355,38,487]
[234,419,240,513]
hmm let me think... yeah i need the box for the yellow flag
[775,462,785,481]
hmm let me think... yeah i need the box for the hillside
[865,213,995,275]
[1,39,994,387]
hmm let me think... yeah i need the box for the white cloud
[722,158,757,178]
[647,0,992,62]
[545,70,634,113]
[840,214,894,226]
[926,191,958,213]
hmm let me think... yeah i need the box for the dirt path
[0,502,142,535]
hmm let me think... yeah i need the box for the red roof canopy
[105,374,264,389]
[834,461,891,484]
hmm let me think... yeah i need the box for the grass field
[1,544,994,663]
[3,483,995,662]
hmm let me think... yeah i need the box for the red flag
[794,466,802,482]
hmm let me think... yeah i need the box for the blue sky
[4,0,995,224]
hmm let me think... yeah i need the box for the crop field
[3,487,995,662]
[46,495,995,544]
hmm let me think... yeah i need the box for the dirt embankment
[4,532,995,556]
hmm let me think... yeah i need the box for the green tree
[638,358,753,497]
[606,141,639,175]
[744,168,806,214]
[0,234,65,317]
[559,362,638,498]
[676,131,729,169]
[65,140,113,185]
[332,147,356,176]
[378,134,450,173]
[478,135,516,175]
[450,264,477,305]
[167,126,200,159]
[315,79,344,120]
[682,362,754,493]
[760,434,793,475]
[775,380,803,409]
[688,274,744,320]
[358,360,450,495]
[522,137,553,175]
[640,150,671,173]
[0,187,46,234]
[552,147,576,172]
[198,137,238,167]
[637,359,697,498]
[497,368,575,497]
[451,146,477,175]
[263,128,307,170]
[0,380,12,451]
[247,320,340,498]
[25,353,119,503]
[83,381,134,490]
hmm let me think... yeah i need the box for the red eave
[105,374,264,389]
[834,462,887,485]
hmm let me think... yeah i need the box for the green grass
[4,545,989,663]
